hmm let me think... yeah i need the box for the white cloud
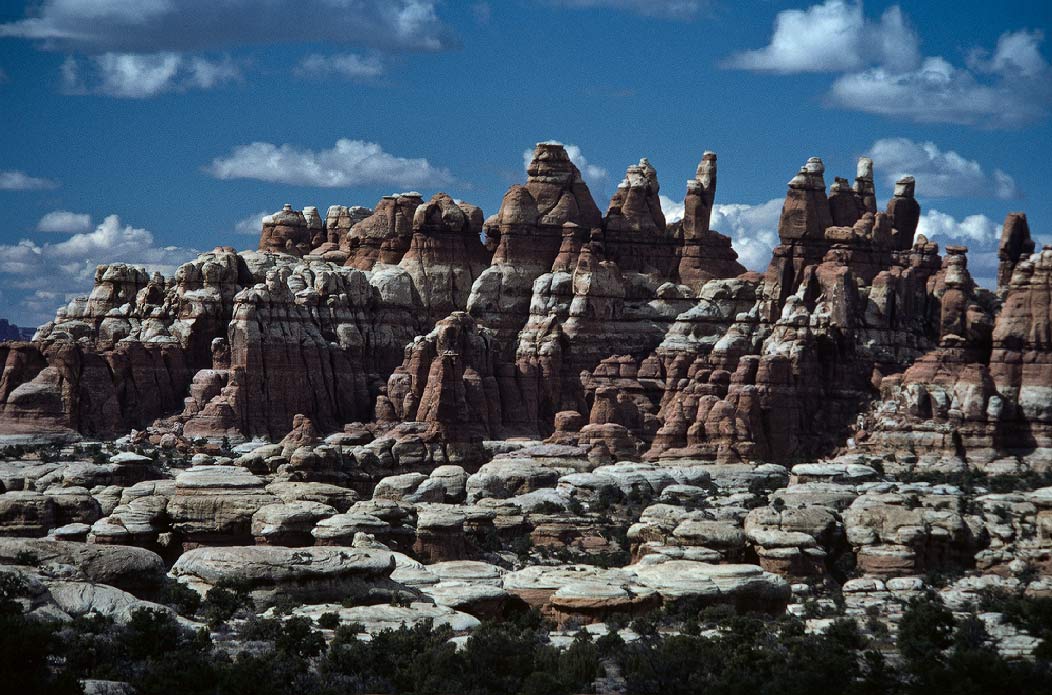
[234,210,270,236]
[828,29,1052,128]
[541,1,706,19]
[207,138,454,188]
[726,2,1051,129]
[868,138,1020,199]
[724,1,919,73]
[917,210,1001,245]
[295,53,385,80]
[0,214,196,326]
[969,29,1049,78]
[522,142,608,190]
[661,195,782,271]
[710,199,783,271]
[916,209,1005,289]
[659,195,685,224]
[0,1,456,54]
[828,49,1052,128]
[37,211,93,233]
[0,170,59,191]
[62,52,240,98]
[185,55,241,89]
[4,1,454,98]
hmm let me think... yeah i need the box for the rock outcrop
[376,312,500,466]
[1,139,1051,682]
[0,143,1045,470]
[998,212,1035,291]
[398,193,490,322]
[343,193,423,270]
[259,205,312,257]
[672,152,747,291]
[171,545,403,607]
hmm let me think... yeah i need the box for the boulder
[171,545,403,607]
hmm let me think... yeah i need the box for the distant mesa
[0,318,36,342]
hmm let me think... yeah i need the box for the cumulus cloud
[724,1,919,73]
[917,210,1001,245]
[234,210,271,236]
[15,290,72,328]
[541,1,706,19]
[0,215,195,326]
[868,138,1020,199]
[522,142,608,190]
[61,52,240,98]
[660,195,782,271]
[916,209,1006,288]
[659,196,685,225]
[968,29,1050,78]
[725,2,1051,128]
[207,138,454,189]
[828,42,1052,128]
[295,53,385,80]
[0,170,59,190]
[37,211,93,233]
[0,1,456,54]
[710,199,783,271]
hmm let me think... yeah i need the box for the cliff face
[1,143,1047,466]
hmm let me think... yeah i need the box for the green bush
[5,576,1052,695]
[898,591,955,671]
[201,585,254,628]
[317,612,341,630]
[161,579,202,616]
[0,573,80,694]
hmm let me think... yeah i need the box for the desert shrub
[0,573,80,694]
[317,612,341,630]
[614,615,866,695]
[897,592,955,671]
[161,579,202,616]
[899,602,1052,695]
[6,581,1052,695]
[201,585,254,628]
[978,592,1052,659]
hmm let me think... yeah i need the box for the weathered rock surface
[504,558,788,624]
[167,466,278,546]
[2,141,1051,678]
[171,545,402,607]
[0,143,1046,471]
[0,538,165,596]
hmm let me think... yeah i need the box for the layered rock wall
[1,143,1046,468]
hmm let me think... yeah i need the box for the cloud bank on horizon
[0,215,196,327]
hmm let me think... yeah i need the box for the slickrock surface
[170,545,401,607]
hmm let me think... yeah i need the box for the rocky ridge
[3,142,1044,471]
[1,142,1050,689]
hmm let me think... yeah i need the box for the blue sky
[1,0,1050,327]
